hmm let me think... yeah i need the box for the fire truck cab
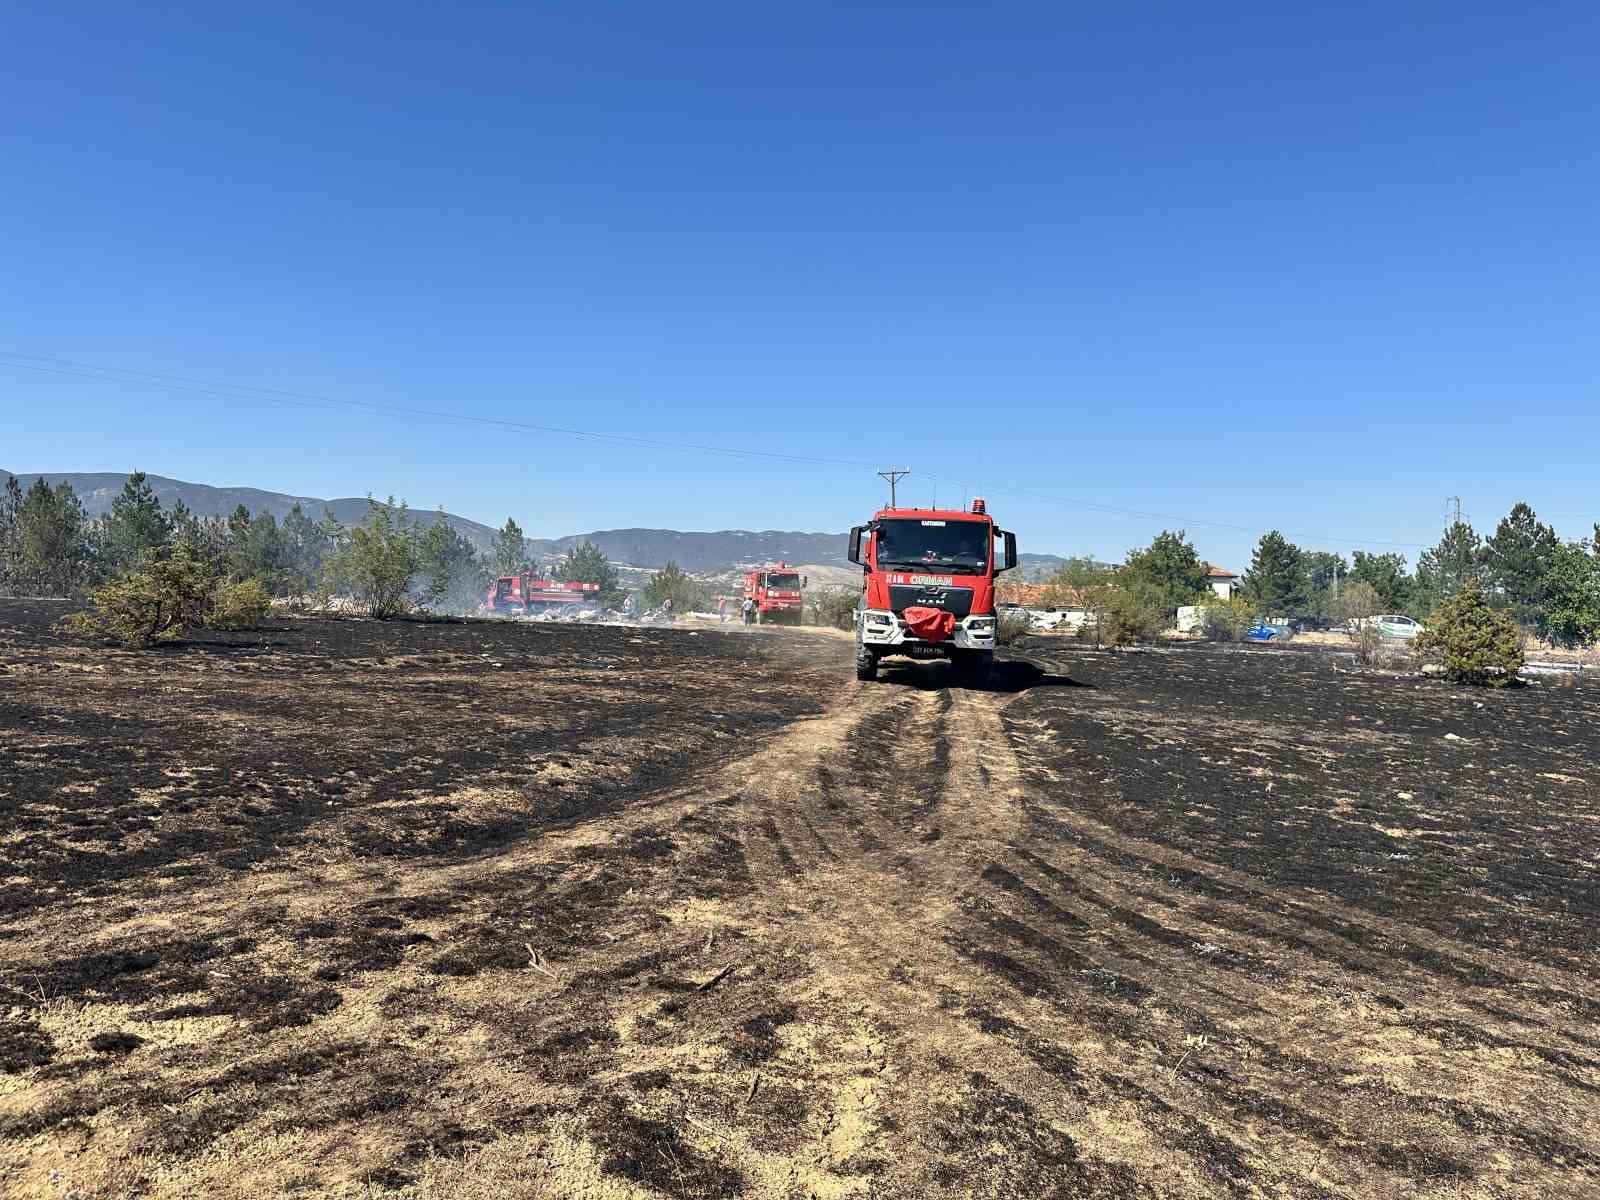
[847,498,1017,684]
[742,562,807,625]
[484,574,531,613]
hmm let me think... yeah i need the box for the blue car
[1244,621,1293,642]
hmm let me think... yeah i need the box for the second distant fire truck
[742,563,806,625]
[482,574,600,615]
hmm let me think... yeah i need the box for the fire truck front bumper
[858,609,996,652]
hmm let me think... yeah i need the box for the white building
[1206,565,1240,600]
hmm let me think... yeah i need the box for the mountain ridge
[1,470,1067,575]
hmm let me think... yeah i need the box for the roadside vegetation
[807,587,860,630]
[1197,595,1257,642]
[1012,506,1600,676]
[3,472,646,639]
[642,560,710,612]
[995,608,1033,644]
[9,470,1600,666]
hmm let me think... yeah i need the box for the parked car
[1348,614,1425,640]
[1376,614,1424,639]
[1244,621,1294,642]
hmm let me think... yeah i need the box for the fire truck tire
[854,643,879,681]
[952,649,993,687]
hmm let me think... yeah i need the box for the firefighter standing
[742,596,756,625]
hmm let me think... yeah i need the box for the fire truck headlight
[968,617,996,633]
[864,612,893,627]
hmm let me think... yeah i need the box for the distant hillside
[1,470,1075,574]
[1,470,502,551]
[546,528,850,571]
[1016,553,1070,577]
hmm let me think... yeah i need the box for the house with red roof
[1206,565,1240,600]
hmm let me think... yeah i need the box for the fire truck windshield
[874,519,989,572]
[765,572,801,589]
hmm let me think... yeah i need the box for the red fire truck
[481,575,600,615]
[742,562,807,625]
[846,498,1017,684]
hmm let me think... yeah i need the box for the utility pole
[877,468,911,508]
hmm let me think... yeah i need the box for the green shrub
[642,561,709,612]
[1199,596,1257,642]
[1415,580,1524,686]
[1095,586,1165,647]
[1538,538,1600,648]
[808,588,860,630]
[1352,621,1383,665]
[996,610,1033,645]
[211,578,273,630]
[325,498,419,619]
[56,544,218,647]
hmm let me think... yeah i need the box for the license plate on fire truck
[906,643,944,658]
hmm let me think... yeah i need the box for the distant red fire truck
[742,563,806,625]
[481,574,600,615]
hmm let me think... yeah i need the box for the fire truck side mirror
[847,527,863,565]
[1000,530,1018,571]
[801,575,808,588]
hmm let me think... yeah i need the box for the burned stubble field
[1,603,1597,1200]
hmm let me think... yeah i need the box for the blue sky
[3,2,1597,568]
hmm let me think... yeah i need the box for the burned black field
[1,603,1597,1199]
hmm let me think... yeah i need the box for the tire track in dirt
[712,679,1258,1198]
[726,673,1430,1197]
[1012,780,1600,1061]
[971,647,1600,1197]
[968,835,1600,1182]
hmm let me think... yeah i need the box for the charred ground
[1,604,1596,1199]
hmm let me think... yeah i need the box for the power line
[0,349,1431,549]
[0,355,876,470]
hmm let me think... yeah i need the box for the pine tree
[168,499,199,543]
[1415,521,1484,613]
[555,539,623,604]
[1348,550,1412,610]
[643,561,707,611]
[490,518,528,577]
[94,471,173,577]
[15,479,91,595]
[228,510,287,590]
[1483,502,1558,625]
[1300,550,1346,620]
[1242,531,1309,617]
[281,503,331,595]
[415,508,485,610]
[0,475,21,592]
[1416,579,1523,686]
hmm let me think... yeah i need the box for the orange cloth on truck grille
[901,606,956,642]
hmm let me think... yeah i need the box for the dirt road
[2,608,1597,1198]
